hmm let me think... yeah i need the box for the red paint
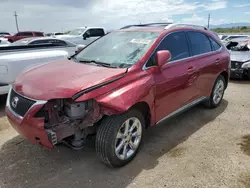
[14,60,127,100]
[5,105,53,148]
[4,31,44,42]
[7,26,230,148]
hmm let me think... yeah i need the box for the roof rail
[120,22,172,29]
[165,23,208,30]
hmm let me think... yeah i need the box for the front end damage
[41,98,102,149]
[6,87,104,149]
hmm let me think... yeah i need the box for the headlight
[242,61,250,69]
[0,65,8,74]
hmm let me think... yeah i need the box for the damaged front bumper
[5,96,54,148]
[5,87,102,149]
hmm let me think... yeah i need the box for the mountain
[210,23,250,29]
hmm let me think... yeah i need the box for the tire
[204,75,225,108]
[96,109,145,167]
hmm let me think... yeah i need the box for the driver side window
[146,31,190,67]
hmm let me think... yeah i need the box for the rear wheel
[204,75,225,108]
[96,109,145,167]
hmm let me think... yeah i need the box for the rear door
[186,31,222,97]
[147,31,199,122]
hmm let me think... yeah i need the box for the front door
[148,31,199,122]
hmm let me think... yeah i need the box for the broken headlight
[63,99,93,120]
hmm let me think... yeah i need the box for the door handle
[187,66,196,73]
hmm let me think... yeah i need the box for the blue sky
[0,0,249,33]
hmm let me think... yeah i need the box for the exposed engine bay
[39,99,103,149]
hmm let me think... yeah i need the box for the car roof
[12,37,67,44]
[119,23,209,33]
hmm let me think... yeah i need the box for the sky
[0,0,250,33]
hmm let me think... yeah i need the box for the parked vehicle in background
[229,40,250,79]
[221,35,249,45]
[218,34,228,40]
[9,37,87,54]
[6,23,230,167]
[225,37,250,50]
[3,31,44,42]
[56,27,105,45]
[0,38,10,47]
[0,32,11,37]
[10,37,76,47]
[45,32,64,37]
[0,40,79,95]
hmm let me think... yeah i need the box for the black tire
[96,109,145,167]
[204,75,225,108]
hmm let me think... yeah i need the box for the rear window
[34,32,44,36]
[187,31,212,56]
[16,32,33,36]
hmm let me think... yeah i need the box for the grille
[9,89,36,117]
[231,61,244,69]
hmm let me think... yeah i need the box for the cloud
[181,14,226,26]
[0,0,231,33]
[245,12,250,14]
[233,3,250,8]
[201,0,228,10]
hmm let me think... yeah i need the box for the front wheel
[96,109,145,167]
[204,75,225,108]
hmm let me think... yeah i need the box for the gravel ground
[0,81,250,188]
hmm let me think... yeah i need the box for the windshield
[68,28,86,36]
[75,31,159,68]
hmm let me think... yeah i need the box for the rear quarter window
[187,31,212,56]
[209,38,221,51]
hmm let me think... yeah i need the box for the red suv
[6,23,230,167]
[4,31,44,42]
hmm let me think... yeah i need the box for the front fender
[95,74,156,124]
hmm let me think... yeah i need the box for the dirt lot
[0,81,250,188]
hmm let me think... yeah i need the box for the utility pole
[14,11,19,32]
[207,13,210,29]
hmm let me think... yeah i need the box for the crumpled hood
[14,59,127,100]
[230,51,250,62]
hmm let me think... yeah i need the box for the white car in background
[56,27,105,45]
[0,37,11,47]
[0,37,86,95]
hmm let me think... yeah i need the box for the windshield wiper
[78,60,118,68]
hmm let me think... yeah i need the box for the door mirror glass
[83,32,90,40]
[156,50,171,67]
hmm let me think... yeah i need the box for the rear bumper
[5,95,54,148]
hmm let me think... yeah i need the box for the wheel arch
[220,71,228,89]
[129,101,151,129]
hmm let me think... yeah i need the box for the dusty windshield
[68,28,86,36]
[75,31,159,68]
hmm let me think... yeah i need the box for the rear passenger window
[187,31,212,56]
[209,38,221,51]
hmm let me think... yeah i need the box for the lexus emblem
[11,96,19,108]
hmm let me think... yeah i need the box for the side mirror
[83,33,89,40]
[156,50,171,68]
